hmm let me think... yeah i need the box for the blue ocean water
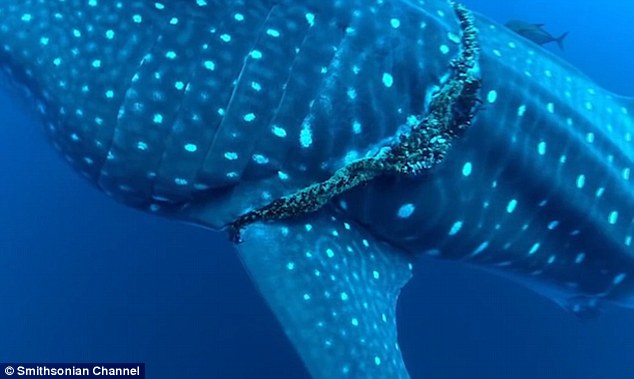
[1,1,633,378]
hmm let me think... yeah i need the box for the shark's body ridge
[1,0,634,378]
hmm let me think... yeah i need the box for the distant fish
[505,19,569,50]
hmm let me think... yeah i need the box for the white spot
[528,242,540,255]
[352,120,362,134]
[251,81,262,92]
[252,154,269,164]
[448,221,463,236]
[487,90,498,103]
[305,12,316,26]
[448,32,461,43]
[506,199,518,213]
[471,241,489,256]
[224,152,238,160]
[300,122,313,148]
[613,273,627,285]
[462,162,473,177]
[343,151,359,164]
[203,60,215,70]
[397,203,415,218]
[272,125,287,138]
[382,72,394,87]
[267,28,280,37]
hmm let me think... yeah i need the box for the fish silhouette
[505,20,569,50]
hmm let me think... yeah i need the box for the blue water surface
[1,1,633,378]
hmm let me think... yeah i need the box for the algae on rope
[231,1,482,242]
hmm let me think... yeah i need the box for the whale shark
[1,0,634,378]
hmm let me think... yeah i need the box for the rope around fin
[230,1,481,242]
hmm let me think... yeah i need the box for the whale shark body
[2,0,634,377]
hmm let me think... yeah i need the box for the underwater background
[1,0,633,378]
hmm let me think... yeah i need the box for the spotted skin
[0,0,457,222]
[2,0,634,378]
[237,209,413,378]
[342,13,634,313]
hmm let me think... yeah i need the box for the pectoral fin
[234,208,413,379]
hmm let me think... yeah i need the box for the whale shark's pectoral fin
[234,208,413,379]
